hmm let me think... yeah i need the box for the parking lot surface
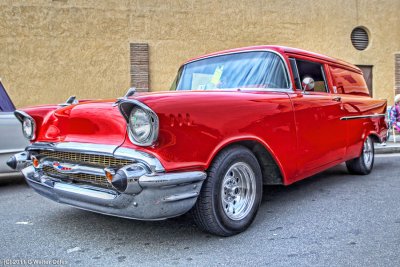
[1,154,399,266]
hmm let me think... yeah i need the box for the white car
[0,80,29,175]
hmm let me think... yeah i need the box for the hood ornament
[124,87,136,98]
[59,95,79,107]
[113,87,136,106]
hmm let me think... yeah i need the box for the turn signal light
[104,168,115,183]
[32,156,39,168]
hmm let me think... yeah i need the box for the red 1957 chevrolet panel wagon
[8,46,387,236]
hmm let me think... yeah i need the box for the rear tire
[346,136,374,175]
[192,145,263,236]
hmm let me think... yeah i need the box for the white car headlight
[128,106,158,146]
[22,117,35,140]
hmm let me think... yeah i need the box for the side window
[0,82,16,112]
[292,59,328,93]
[329,66,369,96]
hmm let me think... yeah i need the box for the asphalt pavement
[0,154,399,267]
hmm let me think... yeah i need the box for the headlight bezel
[119,100,159,147]
[22,117,35,140]
[14,110,36,140]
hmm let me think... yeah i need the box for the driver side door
[288,58,347,180]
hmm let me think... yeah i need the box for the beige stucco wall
[0,0,399,108]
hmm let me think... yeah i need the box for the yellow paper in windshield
[211,66,223,85]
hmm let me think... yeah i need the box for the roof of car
[185,45,361,73]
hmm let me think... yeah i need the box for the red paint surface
[22,100,126,145]
[19,46,387,185]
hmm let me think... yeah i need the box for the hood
[30,99,127,146]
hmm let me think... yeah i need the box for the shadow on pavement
[0,173,26,186]
[35,163,359,241]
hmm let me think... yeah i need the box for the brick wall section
[130,43,149,92]
[395,54,400,95]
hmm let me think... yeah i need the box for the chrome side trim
[139,171,207,187]
[340,113,386,121]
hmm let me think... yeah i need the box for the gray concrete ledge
[375,142,400,154]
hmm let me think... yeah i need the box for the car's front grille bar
[33,150,132,189]
[42,165,112,189]
[27,142,165,173]
[38,150,133,168]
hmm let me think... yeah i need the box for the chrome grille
[42,166,112,189]
[37,150,133,167]
[36,150,133,189]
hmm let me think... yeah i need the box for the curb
[375,144,400,154]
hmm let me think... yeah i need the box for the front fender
[119,91,298,182]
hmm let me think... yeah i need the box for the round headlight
[22,117,35,140]
[129,107,153,144]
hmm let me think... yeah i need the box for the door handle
[332,96,341,102]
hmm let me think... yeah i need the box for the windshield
[172,51,290,91]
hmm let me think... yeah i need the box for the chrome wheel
[346,135,375,175]
[363,137,373,169]
[192,145,262,236]
[221,162,256,221]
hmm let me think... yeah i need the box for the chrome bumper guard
[14,142,207,220]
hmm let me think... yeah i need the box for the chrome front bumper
[13,142,207,220]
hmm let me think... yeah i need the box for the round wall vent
[351,27,369,51]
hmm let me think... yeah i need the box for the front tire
[346,136,375,175]
[192,145,263,236]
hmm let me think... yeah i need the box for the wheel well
[214,141,284,185]
[369,133,380,144]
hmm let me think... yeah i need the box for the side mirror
[302,77,315,92]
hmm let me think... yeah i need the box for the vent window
[351,27,369,51]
